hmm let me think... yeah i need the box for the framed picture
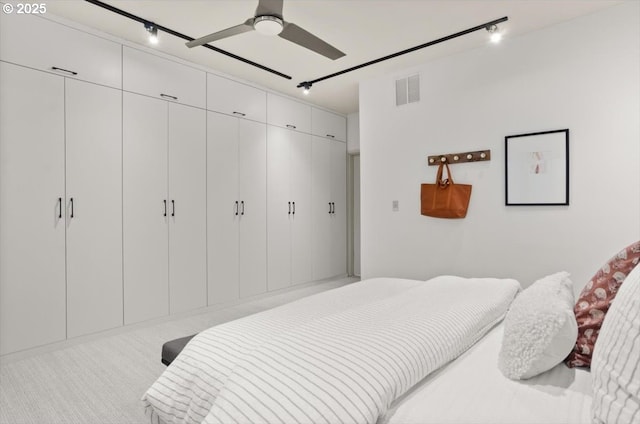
[505,129,569,206]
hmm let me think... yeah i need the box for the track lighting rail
[84,0,292,80]
[297,16,508,91]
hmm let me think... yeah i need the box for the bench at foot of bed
[161,334,196,366]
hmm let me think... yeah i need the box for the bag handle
[436,162,455,187]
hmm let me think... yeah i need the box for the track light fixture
[300,82,312,95]
[486,24,502,43]
[144,22,158,44]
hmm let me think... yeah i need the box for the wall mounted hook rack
[427,150,491,166]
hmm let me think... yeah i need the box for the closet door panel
[0,12,122,88]
[330,140,347,276]
[123,47,206,108]
[123,92,169,324]
[0,63,66,355]
[290,132,312,285]
[266,94,311,134]
[267,126,291,291]
[238,120,267,298]
[311,108,347,142]
[311,136,331,281]
[207,73,267,123]
[65,79,123,338]
[168,103,207,314]
[207,112,240,305]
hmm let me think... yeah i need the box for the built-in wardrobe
[0,12,347,356]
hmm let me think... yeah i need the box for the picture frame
[505,129,569,206]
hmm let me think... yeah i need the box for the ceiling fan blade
[278,22,345,60]
[255,0,283,18]
[186,19,254,48]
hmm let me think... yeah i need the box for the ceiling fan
[185,0,345,60]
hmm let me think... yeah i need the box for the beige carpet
[0,278,356,424]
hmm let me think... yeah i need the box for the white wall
[359,2,640,290]
[347,112,360,153]
[353,155,361,276]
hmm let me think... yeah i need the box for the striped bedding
[143,276,520,424]
[143,278,423,423]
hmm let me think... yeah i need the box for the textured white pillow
[591,263,640,424]
[498,271,578,380]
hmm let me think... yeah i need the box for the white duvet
[143,276,520,424]
[380,323,593,424]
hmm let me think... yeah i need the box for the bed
[143,276,519,424]
[142,261,640,424]
[380,322,593,424]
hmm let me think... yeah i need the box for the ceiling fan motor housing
[253,15,284,35]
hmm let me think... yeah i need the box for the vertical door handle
[171,200,175,217]
[235,201,239,216]
[292,201,296,215]
[163,200,167,217]
[241,201,245,215]
[332,202,335,214]
[288,201,291,215]
[328,202,332,214]
[58,197,62,219]
[70,197,74,218]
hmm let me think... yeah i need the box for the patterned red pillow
[565,241,640,368]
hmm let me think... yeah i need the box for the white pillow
[498,271,578,380]
[591,263,640,424]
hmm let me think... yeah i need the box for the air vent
[395,74,420,106]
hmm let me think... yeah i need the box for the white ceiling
[44,0,623,114]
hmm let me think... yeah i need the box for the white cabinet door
[65,79,123,338]
[290,132,313,285]
[123,46,206,108]
[267,126,313,290]
[312,108,347,142]
[0,12,122,89]
[311,136,332,281]
[123,92,169,325]
[267,126,292,291]
[207,73,266,123]
[238,120,267,298]
[208,115,267,301]
[207,112,240,305]
[0,63,66,355]
[168,104,207,314]
[330,140,347,276]
[266,93,311,134]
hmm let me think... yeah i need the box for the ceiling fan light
[254,15,283,36]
